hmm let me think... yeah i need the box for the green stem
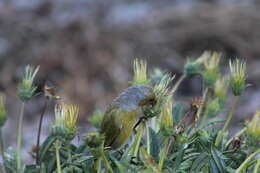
[36,99,48,165]
[55,141,62,173]
[67,143,73,173]
[100,150,114,173]
[146,123,150,155]
[97,158,102,173]
[197,87,209,119]
[158,139,172,170]
[172,74,186,94]
[131,121,145,158]
[215,96,240,146]
[16,102,25,173]
[0,129,6,173]
[253,157,260,173]
[236,149,260,173]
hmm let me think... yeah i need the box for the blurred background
[1,0,260,162]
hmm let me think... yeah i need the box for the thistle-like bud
[51,103,79,140]
[153,74,174,110]
[229,59,248,96]
[247,111,260,141]
[206,98,221,117]
[84,132,104,149]
[160,96,174,135]
[149,68,165,84]
[17,65,40,102]
[184,51,210,77]
[88,110,104,129]
[0,93,7,127]
[202,52,221,88]
[130,59,150,85]
[214,76,229,106]
[142,73,174,119]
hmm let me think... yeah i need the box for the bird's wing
[101,106,122,148]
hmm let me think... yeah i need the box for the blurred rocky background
[0,0,260,162]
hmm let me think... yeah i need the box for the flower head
[229,59,248,96]
[0,93,7,127]
[131,59,150,85]
[153,73,174,100]
[64,104,79,132]
[247,110,260,140]
[142,73,174,119]
[184,51,210,77]
[214,75,229,106]
[17,65,40,102]
[206,98,221,117]
[51,103,79,140]
[202,52,221,87]
[160,96,174,135]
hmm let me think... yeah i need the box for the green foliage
[0,56,259,173]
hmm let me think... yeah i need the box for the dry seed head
[191,98,203,109]
[131,59,150,85]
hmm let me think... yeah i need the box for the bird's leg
[133,116,147,134]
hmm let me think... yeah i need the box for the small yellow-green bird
[101,84,155,150]
[101,59,158,150]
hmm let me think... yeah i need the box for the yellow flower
[64,104,79,131]
[247,111,260,137]
[131,59,150,85]
[53,103,79,139]
[160,96,174,133]
[229,59,248,96]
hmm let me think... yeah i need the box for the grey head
[111,84,154,111]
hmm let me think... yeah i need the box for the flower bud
[229,59,248,96]
[214,76,229,106]
[202,52,221,88]
[84,132,104,149]
[184,51,210,77]
[17,65,39,102]
[50,103,79,140]
[130,59,150,85]
[206,98,221,117]
[0,93,7,127]
[150,74,174,118]
[160,96,174,135]
[247,111,260,141]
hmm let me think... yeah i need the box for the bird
[101,84,155,150]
